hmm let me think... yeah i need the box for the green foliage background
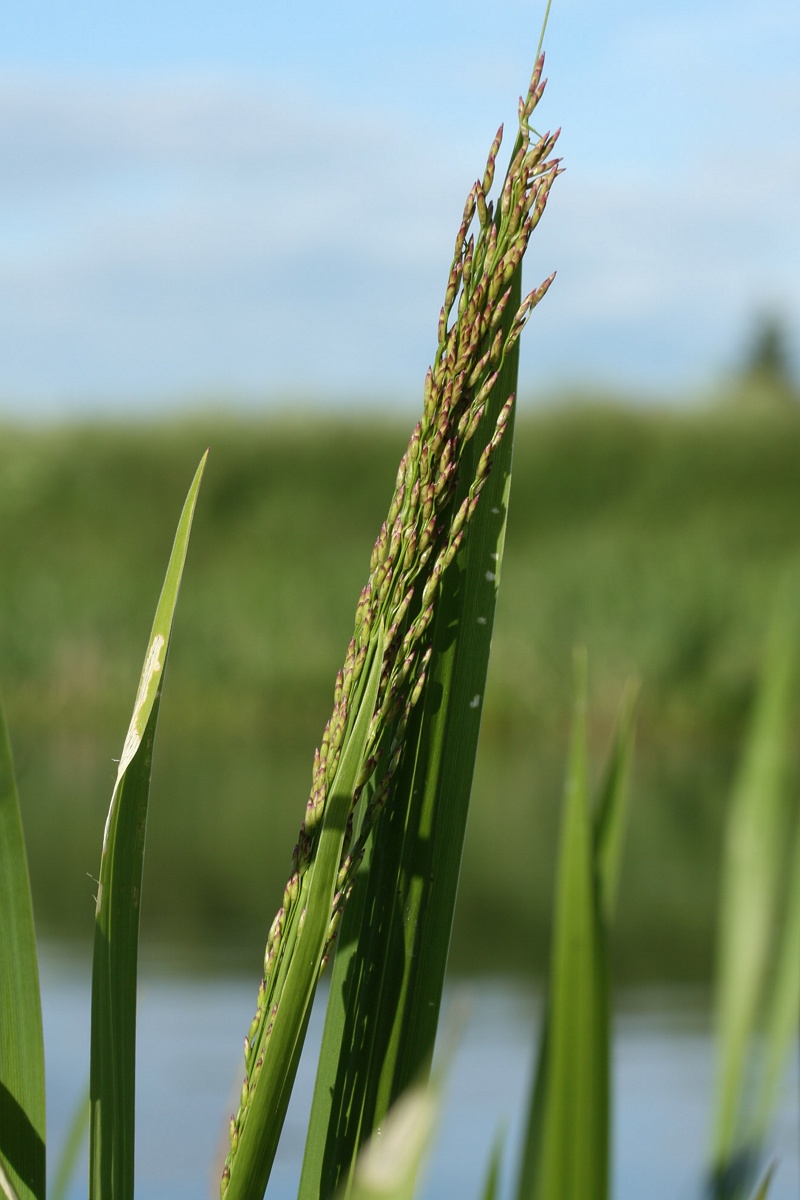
[2,399,799,981]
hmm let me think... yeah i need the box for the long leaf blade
[711,595,796,1183]
[50,1087,89,1200]
[222,628,384,1200]
[0,698,45,1200]
[339,1084,437,1200]
[593,678,639,924]
[516,662,636,1200]
[750,1164,776,1200]
[753,800,800,1144]
[89,451,207,1200]
[534,651,609,1200]
[479,1128,506,1200]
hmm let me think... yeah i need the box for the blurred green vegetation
[2,399,799,982]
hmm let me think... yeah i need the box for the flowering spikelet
[222,53,560,1197]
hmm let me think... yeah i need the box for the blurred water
[41,951,798,1200]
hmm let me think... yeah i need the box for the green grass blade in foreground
[752,802,800,1145]
[0,697,45,1200]
[222,628,384,1200]
[0,1163,22,1200]
[515,658,636,1200]
[337,1084,438,1200]
[750,1165,776,1200]
[711,595,796,1187]
[533,651,608,1200]
[479,1130,506,1200]
[593,678,638,923]
[89,451,207,1200]
[50,1088,89,1200]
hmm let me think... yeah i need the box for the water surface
[41,952,799,1200]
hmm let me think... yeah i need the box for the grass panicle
[222,53,560,1200]
[295,52,559,1184]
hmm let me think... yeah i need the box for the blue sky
[1,1,798,416]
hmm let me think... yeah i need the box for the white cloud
[0,73,485,409]
[1,1,799,416]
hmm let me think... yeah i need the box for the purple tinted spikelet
[482,124,503,196]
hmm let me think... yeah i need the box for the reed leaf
[337,1084,438,1200]
[221,627,385,1200]
[515,656,637,1200]
[753,803,800,1145]
[531,650,608,1200]
[593,678,639,924]
[711,592,797,1194]
[50,1088,89,1200]
[89,451,207,1200]
[0,698,45,1200]
[479,1130,506,1200]
[750,1164,776,1200]
[0,1163,22,1200]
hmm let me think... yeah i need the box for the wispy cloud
[1,1,798,415]
[0,73,475,410]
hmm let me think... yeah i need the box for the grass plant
[221,50,560,1200]
[513,658,637,1200]
[709,590,800,1200]
[0,20,798,1200]
[88,454,207,1200]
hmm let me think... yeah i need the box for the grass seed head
[223,52,560,1195]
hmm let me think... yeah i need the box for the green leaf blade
[535,651,609,1200]
[340,1084,438,1200]
[593,677,639,924]
[89,451,207,1200]
[223,627,385,1200]
[712,593,797,1179]
[0,697,46,1200]
[753,805,800,1144]
[479,1128,506,1200]
[50,1087,90,1200]
[516,662,636,1200]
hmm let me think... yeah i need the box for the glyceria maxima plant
[221,53,561,1200]
[1,23,797,1200]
